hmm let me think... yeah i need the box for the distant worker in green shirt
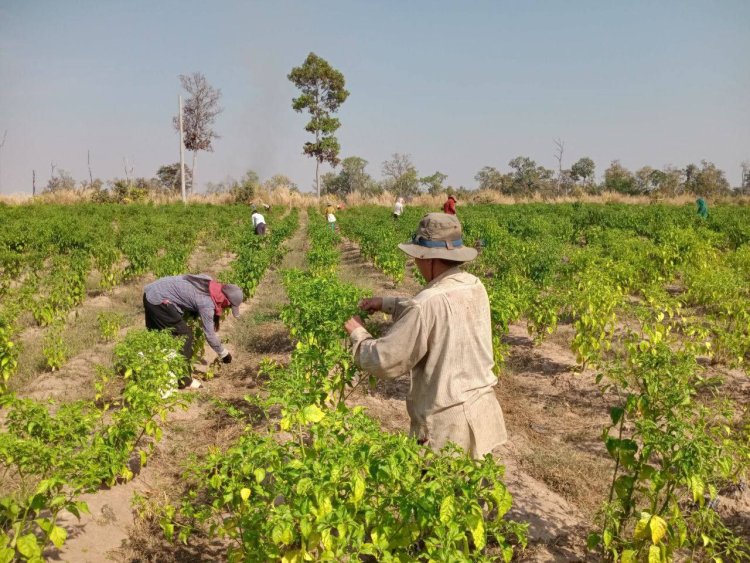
[696,198,708,219]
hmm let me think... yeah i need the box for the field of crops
[1,202,749,562]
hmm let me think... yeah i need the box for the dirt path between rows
[51,214,308,562]
[337,237,601,562]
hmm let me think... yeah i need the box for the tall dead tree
[123,157,134,182]
[87,150,93,185]
[553,138,565,196]
[173,73,222,193]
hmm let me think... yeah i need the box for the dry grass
[519,441,611,518]
[346,190,750,208]
[4,187,750,207]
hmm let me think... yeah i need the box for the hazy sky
[1,1,748,194]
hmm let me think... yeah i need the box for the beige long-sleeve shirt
[349,267,507,459]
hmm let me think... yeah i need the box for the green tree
[690,160,730,196]
[634,166,660,193]
[288,53,350,198]
[263,174,298,191]
[570,157,595,186]
[508,156,553,196]
[323,156,377,196]
[420,171,448,195]
[156,163,193,193]
[381,153,420,197]
[231,170,260,203]
[603,160,636,195]
[474,166,512,192]
[655,166,684,196]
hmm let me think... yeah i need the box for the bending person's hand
[358,297,383,313]
[344,315,365,335]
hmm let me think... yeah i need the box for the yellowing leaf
[467,513,485,550]
[648,544,662,563]
[352,474,365,505]
[302,404,325,424]
[634,512,650,540]
[240,488,251,502]
[49,525,67,548]
[281,549,302,563]
[439,495,455,525]
[649,514,668,544]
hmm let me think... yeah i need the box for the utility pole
[0,130,7,192]
[179,95,186,203]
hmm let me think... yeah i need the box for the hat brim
[398,243,477,262]
[231,305,241,318]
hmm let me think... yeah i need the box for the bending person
[143,274,243,384]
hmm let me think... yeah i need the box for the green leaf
[622,549,636,563]
[254,468,266,484]
[0,547,13,563]
[493,484,512,519]
[609,406,625,425]
[586,532,601,549]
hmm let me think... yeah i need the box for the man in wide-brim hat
[344,212,507,459]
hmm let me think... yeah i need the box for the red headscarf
[208,280,231,316]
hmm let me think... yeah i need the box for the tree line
[35,52,750,201]
[319,153,747,199]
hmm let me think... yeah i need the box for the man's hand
[358,297,383,313]
[344,315,365,335]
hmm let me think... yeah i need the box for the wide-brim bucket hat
[398,212,477,262]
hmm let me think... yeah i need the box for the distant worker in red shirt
[443,194,456,215]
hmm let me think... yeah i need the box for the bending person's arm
[350,304,428,379]
[199,307,227,356]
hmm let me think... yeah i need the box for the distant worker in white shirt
[251,208,267,236]
[393,196,404,220]
[344,212,507,459]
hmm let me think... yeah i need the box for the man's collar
[425,266,463,289]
